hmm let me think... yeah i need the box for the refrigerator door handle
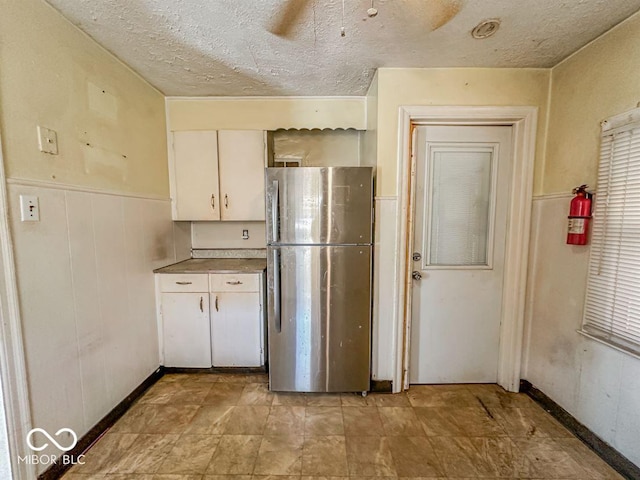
[273,248,282,333]
[271,180,279,243]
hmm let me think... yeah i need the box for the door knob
[412,271,422,280]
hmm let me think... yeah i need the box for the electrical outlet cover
[19,195,40,222]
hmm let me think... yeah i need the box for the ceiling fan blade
[268,0,313,37]
[421,0,462,31]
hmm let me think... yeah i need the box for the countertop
[154,258,266,274]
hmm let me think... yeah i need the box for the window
[582,107,640,355]
[426,146,495,267]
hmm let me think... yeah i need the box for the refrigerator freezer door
[267,245,371,392]
[266,167,373,245]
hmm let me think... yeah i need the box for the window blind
[428,149,493,266]
[582,108,640,355]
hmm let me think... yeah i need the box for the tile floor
[63,373,623,480]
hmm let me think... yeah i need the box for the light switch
[20,195,40,222]
[37,126,58,155]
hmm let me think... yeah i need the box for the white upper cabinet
[170,129,266,221]
[172,130,220,221]
[218,130,266,221]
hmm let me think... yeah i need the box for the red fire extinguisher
[567,185,592,245]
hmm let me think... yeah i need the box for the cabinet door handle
[226,281,242,285]
[199,296,203,313]
[176,281,192,285]
[215,295,219,312]
[210,194,215,210]
[224,194,229,208]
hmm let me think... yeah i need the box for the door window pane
[427,148,494,266]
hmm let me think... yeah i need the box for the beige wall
[375,68,551,196]
[0,0,168,196]
[370,67,551,382]
[360,71,378,169]
[544,12,640,194]
[167,97,366,131]
[192,222,266,249]
[272,129,361,167]
[4,0,640,467]
[524,12,640,466]
[0,1,183,473]
[166,97,367,251]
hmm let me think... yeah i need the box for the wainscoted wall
[523,195,640,466]
[7,181,190,472]
[372,196,398,381]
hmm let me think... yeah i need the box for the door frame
[0,132,35,478]
[396,106,538,392]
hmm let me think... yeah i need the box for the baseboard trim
[520,379,640,480]
[163,366,267,374]
[38,367,164,480]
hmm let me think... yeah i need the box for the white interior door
[409,125,513,384]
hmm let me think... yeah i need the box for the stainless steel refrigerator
[265,167,373,393]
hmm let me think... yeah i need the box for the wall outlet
[37,125,58,155]
[242,229,249,239]
[20,195,40,222]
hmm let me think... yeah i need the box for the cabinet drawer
[159,274,208,292]
[210,273,259,292]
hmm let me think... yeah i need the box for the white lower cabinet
[211,292,262,367]
[157,271,265,368]
[210,273,264,367]
[161,292,212,368]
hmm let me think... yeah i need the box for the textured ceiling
[46,0,640,96]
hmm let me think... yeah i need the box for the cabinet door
[211,292,262,367]
[218,130,266,221]
[172,130,220,220]
[162,292,212,367]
